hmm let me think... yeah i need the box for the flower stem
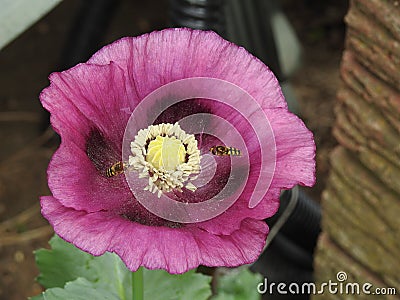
[132,267,144,300]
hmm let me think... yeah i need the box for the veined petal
[47,141,130,212]
[88,28,287,110]
[41,196,269,274]
[40,62,134,149]
[197,189,280,235]
[195,108,315,235]
[266,108,316,188]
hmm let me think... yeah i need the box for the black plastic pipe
[169,0,226,35]
[60,0,120,69]
[267,188,321,254]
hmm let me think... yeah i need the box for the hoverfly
[105,161,125,177]
[210,145,241,156]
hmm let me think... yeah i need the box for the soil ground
[0,0,347,299]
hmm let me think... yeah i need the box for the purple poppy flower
[40,28,315,274]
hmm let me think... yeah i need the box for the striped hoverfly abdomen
[210,145,241,156]
[105,161,125,177]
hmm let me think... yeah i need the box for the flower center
[128,123,201,197]
[146,136,186,171]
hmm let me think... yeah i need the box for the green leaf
[212,267,263,300]
[87,252,131,299]
[35,235,96,288]
[41,277,121,300]
[144,269,212,300]
[35,235,132,299]
[34,235,212,300]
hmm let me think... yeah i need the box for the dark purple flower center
[83,98,253,226]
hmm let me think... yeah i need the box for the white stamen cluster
[128,123,201,197]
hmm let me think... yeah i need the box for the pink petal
[267,108,316,188]
[88,28,287,110]
[47,138,170,226]
[41,196,117,255]
[40,62,133,148]
[196,108,315,235]
[197,189,280,235]
[40,62,139,213]
[47,141,131,212]
[41,196,269,274]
